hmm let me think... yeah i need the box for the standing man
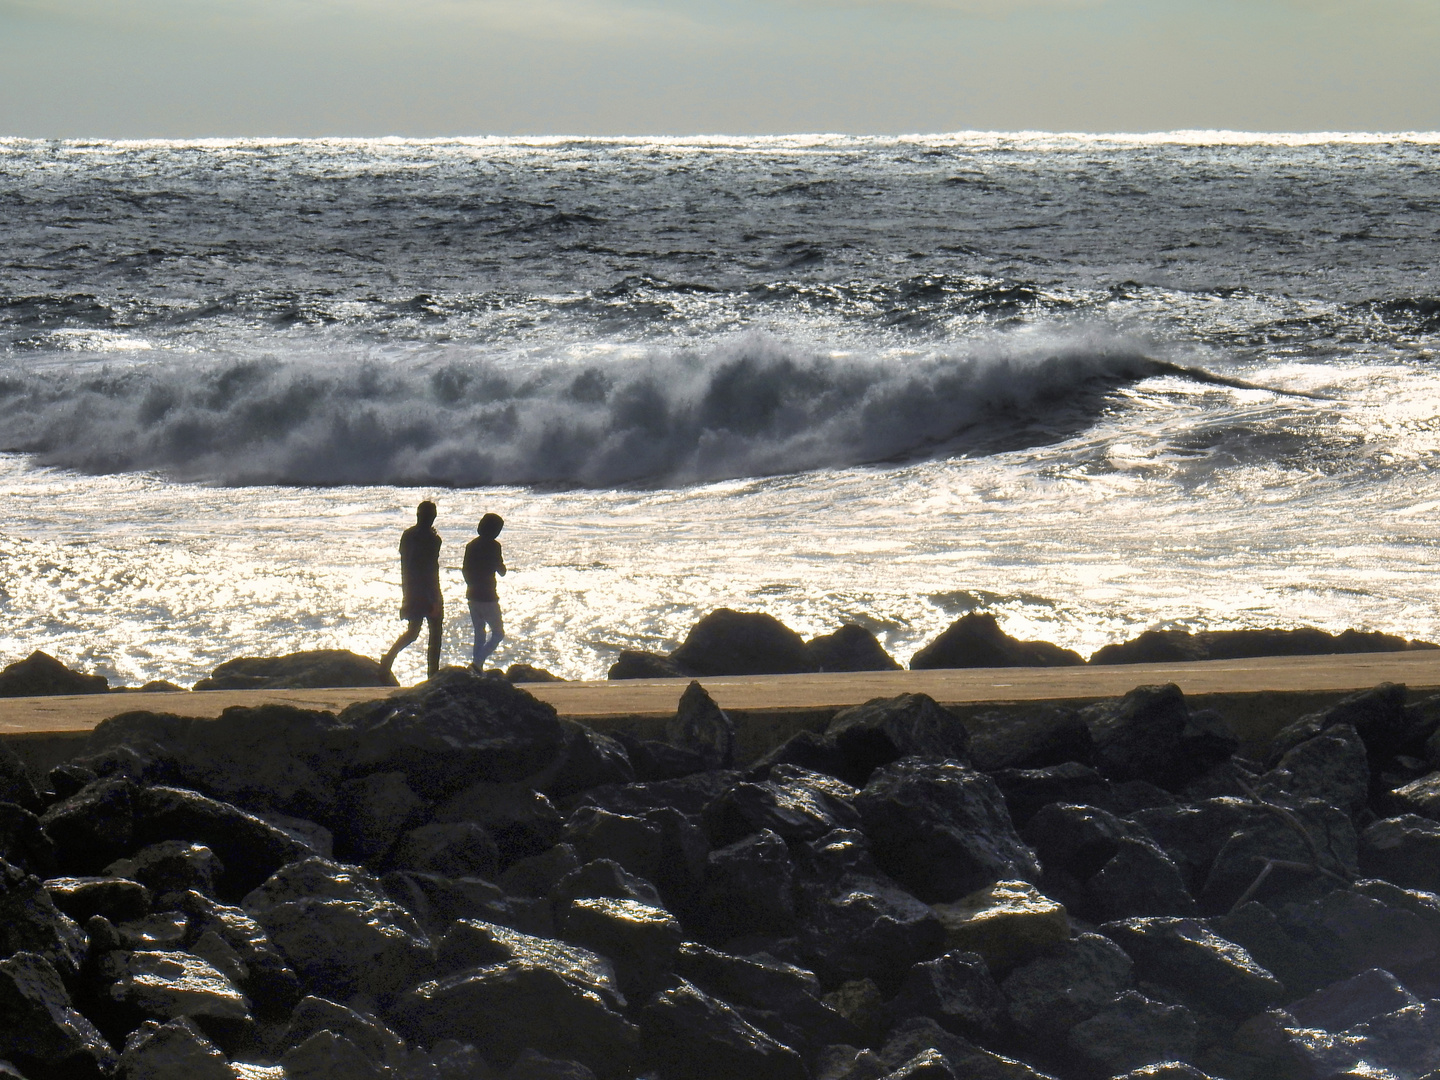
[464,512,507,672]
[380,500,444,679]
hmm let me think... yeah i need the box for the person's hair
[478,512,504,539]
[416,500,438,524]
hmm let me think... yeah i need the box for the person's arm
[497,543,507,577]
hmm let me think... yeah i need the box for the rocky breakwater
[3,672,1440,1078]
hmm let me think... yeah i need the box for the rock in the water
[606,651,694,681]
[1392,770,1440,821]
[667,682,735,770]
[825,694,971,784]
[0,652,108,697]
[881,949,1005,1038]
[1099,917,1285,1017]
[1065,991,1198,1079]
[1288,967,1419,1032]
[967,706,1093,773]
[0,951,116,1080]
[116,1017,232,1080]
[432,780,563,866]
[1001,932,1134,1040]
[929,879,1069,972]
[193,650,397,691]
[910,614,1083,670]
[387,823,500,879]
[854,759,1039,903]
[670,609,817,677]
[280,1030,385,1080]
[43,876,149,925]
[0,861,88,979]
[640,978,808,1080]
[1359,814,1440,893]
[704,766,861,847]
[1091,627,1431,666]
[506,664,566,684]
[806,625,902,673]
[560,896,683,998]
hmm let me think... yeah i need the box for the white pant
[469,600,505,667]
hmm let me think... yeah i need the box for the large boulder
[1266,682,1411,768]
[282,995,406,1067]
[193,650,397,691]
[528,722,635,798]
[40,776,138,875]
[703,766,861,847]
[910,614,1083,670]
[559,896,684,999]
[0,743,43,813]
[796,870,947,990]
[0,951,116,1080]
[431,781,563,865]
[967,706,1093,773]
[88,949,252,1051]
[825,694,971,785]
[698,831,796,940]
[669,609,817,677]
[43,876,149,926]
[805,626,902,673]
[1276,884,1440,984]
[1258,723,1370,814]
[0,651,108,697]
[607,651,694,681]
[1082,684,1192,787]
[115,1017,232,1080]
[1090,627,1434,666]
[332,772,427,863]
[0,804,57,877]
[0,861,88,979]
[1001,932,1134,1040]
[666,682,735,770]
[1358,814,1440,893]
[1098,917,1285,1017]
[1288,967,1419,1032]
[640,979,808,1080]
[929,879,1070,972]
[169,889,302,1018]
[1392,770,1440,820]
[1065,991,1198,1079]
[880,949,1005,1039]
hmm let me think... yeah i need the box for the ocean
[1,132,1438,686]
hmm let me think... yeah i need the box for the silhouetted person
[381,500,443,678]
[464,512,507,671]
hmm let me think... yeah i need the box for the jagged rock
[0,652,108,697]
[824,980,886,1042]
[881,950,1004,1038]
[1065,991,1198,1079]
[168,890,301,1018]
[116,1017,231,1080]
[0,743,43,813]
[499,844,583,898]
[572,771,741,820]
[0,804,57,878]
[559,896,683,998]
[45,764,97,803]
[505,1048,596,1080]
[1236,1000,1440,1079]
[1099,917,1284,1016]
[193,650,397,691]
[667,682,735,770]
[1025,801,1136,882]
[1289,968,1419,1032]
[1278,885,1440,982]
[806,626,902,673]
[699,831,796,939]
[610,731,711,783]
[854,759,1038,903]
[41,776,136,874]
[640,978,807,1080]
[670,609,817,677]
[746,730,851,784]
[1092,628,1432,666]
[825,695,970,784]
[879,1017,1058,1080]
[430,781,562,865]
[280,1030,385,1080]
[1203,901,1333,1000]
[1086,836,1197,922]
[338,668,567,798]
[242,857,433,1004]
[551,859,663,916]
[382,870,549,938]
[1358,814,1440,892]
[991,764,1111,827]
[433,918,621,997]
[283,997,405,1065]
[967,706,1093,772]
[607,651,693,681]
[1259,723,1370,813]
[1392,770,1440,820]
[877,1049,955,1080]
[91,949,251,1050]
[930,880,1069,972]
[333,772,426,863]
[703,766,861,846]
[505,664,566,684]
[528,723,634,798]
[1001,932,1134,1039]
[387,822,500,878]
[1109,1066,1212,1080]
[796,869,945,989]
[44,877,149,925]
[109,841,223,899]
[1267,683,1411,767]
[561,809,664,883]
[1082,684,1192,787]
[0,861,87,979]
[0,951,116,1079]
[1201,797,1361,913]
[910,614,1083,670]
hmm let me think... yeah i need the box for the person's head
[478,512,504,539]
[416,500,438,526]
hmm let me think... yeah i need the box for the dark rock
[823,980,887,1044]
[528,723,634,799]
[877,1049,955,1080]
[882,950,1004,1038]
[280,1030,385,1080]
[1065,991,1198,1079]
[1392,770,1440,821]
[1082,684,1192,787]
[498,844,583,898]
[388,822,500,878]
[242,857,433,1004]
[826,695,970,785]
[1343,1000,1440,1077]
[967,707,1092,773]
[40,777,136,875]
[1278,885,1440,982]
[609,732,710,783]
[193,649,397,691]
[168,890,301,1018]
[110,842,222,899]
[339,668,567,799]
[284,995,404,1066]
[0,652,107,697]
[640,978,807,1080]
[1108,1066,1212,1080]
[561,809,663,882]
[1023,801,1135,883]
[0,862,87,979]
[928,879,1068,973]
[879,1016,1059,1080]
[505,1048,596,1080]
[1199,796,1360,913]
[559,896,683,998]
[797,873,945,990]
[1267,683,1411,767]
[1204,902,1334,1000]
[1093,627,1433,665]
[807,625,902,673]
[992,764,1111,828]
[670,609,817,677]
[45,765,97,804]
[699,831,795,939]
[911,614,1083,670]
[607,651,693,681]
[433,918,618,993]
[572,770,741,820]
[1,743,43,812]
[667,682,735,770]
[506,664,566,684]
[1001,932,1134,1039]
[115,1017,231,1080]
[430,781,563,866]
[746,730,850,784]
[43,877,149,925]
[1289,967,1419,1032]
[333,772,426,863]
[1260,723,1370,814]
[90,949,251,1050]
[854,759,1038,903]
[550,857,662,913]
[0,804,57,878]
[382,870,551,938]
[1101,780,1178,816]
[0,951,116,1080]
[1359,814,1440,893]
[704,766,861,847]
[1099,917,1285,1016]
[1087,836,1196,921]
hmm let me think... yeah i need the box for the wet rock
[528,723,634,799]
[1065,991,1198,1079]
[699,831,796,939]
[333,772,426,863]
[387,822,500,879]
[1204,902,1333,1000]
[607,651,693,681]
[1099,917,1284,1017]
[168,890,301,1018]
[910,614,1083,670]
[806,625,902,673]
[194,649,397,691]
[825,695,970,785]
[1277,885,1440,982]
[1259,723,1370,814]
[91,949,251,1050]
[0,861,87,979]
[559,896,683,998]
[1288,967,1418,1032]
[855,759,1038,903]
[1094,627,1433,666]
[0,951,116,1080]
[1001,932,1134,1039]
[640,978,807,1080]
[992,764,1111,828]
[1358,814,1440,893]
[429,781,562,866]
[1082,684,1192,787]
[41,776,136,874]
[670,609,817,677]
[561,809,663,882]
[881,949,1005,1038]
[338,668,567,798]
[280,1030,385,1080]
[704,766,861,846]
[115,1017,232,1080]
[967,706,1093,773]
[498,844,583,898]
[0,652,108,697]
[551,858,663,915]
[879,1016,1058,1080]
[242,857,433,1004]
[0,743,43,813]
[110,841,223,899]
[1391,770,1440,820]
[667,682,735,770]
[44,877,149,925]
[929,880,1068,972]
[0,804,57,878]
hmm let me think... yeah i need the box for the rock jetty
[2,669,1440,1078]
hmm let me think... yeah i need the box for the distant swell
[0,334,1232,488]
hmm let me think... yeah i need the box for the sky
[0,0,1437,136]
